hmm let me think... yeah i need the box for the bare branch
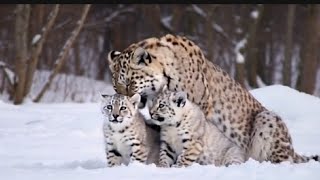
[33,4,91,102]
[24,4,60,97]
[0,61,15,86]
[190,4,236,46]
[53,17,72,30]
[83,6,135,28]
[160,16,174,34]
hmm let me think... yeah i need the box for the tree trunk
[33,4,91,102]
[97,28,111,81]
[245,5,264,88]
[140,5,161,37]
[24,5,60,97]
[235,62,246,87]
[74,42,83,76]
[171,5,184,33]
[256,7,273,86]
[206,5,218,62]
[283,4,296,87]
[296,5,320,94]
[13,4,31,104]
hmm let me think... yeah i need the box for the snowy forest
[1,4,320,180]
[0,4,320,104]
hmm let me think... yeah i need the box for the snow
[251,10,259,19]
[0,61,15,85]
[161,16,173,30]
[32,34,41,45]
[212,23,223,34]
[235,28,243,34]
[0,85,320,179]
[3,67,15,85]
[0,70,114,103]
[235,38,247,63]
[256,76,267,88]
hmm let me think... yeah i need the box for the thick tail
[293,153,319,163]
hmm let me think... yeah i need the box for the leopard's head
[100,93,141,127]
[149,86,187,126]
[108,46,167,108]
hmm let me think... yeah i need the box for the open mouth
[110,119,122,123]
[157,117,165,122]
[151,116,165,123]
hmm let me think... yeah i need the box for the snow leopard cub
[149,86,246,167]
[100,93,159,167]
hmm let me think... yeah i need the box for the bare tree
[205,5,218,61]
[171,5,185,33]
[296,5,320,94]
[245,5,264,88]
[235,42,246,87]
[24,5,60,97]
[34,4,91,102]
[283,5,296,87]
[95,5,136,81]
[13,4,31,104]
[2,4,320,104]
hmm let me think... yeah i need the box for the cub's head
[107,46,167,108]
[100,93,141,126]
[149,86,187,126]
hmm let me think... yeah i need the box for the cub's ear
[107,50,121,64]
[172,91,187,107]
[130,93,141,108]
[132,47,152,65]
[100,92,111,100]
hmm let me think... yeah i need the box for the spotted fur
[149,86,245,167]
[107,34,319,164]
[249,111,319,163]
[100,93,159,167]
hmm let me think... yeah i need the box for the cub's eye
[120,106,127,111]
[105,105,112,110]
[159,104,164,108]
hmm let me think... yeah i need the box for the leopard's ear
[100,92,111,100]
[130,93,141,109]
[172,91,187,108]
[132,47,152,66]
[107,50,121,64]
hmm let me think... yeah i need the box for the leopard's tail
[293,153,319,163]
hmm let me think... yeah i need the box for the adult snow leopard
[107,34,319,163]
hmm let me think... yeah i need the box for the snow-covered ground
[0,85,320,180]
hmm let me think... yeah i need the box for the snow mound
[0,85,320,180]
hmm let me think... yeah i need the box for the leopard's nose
[150,113,155,119]
[113,114,119,119]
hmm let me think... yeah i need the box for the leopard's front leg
[128,138,148,164]
[106,140,122,167]
[174,130,203,167]
[159,140,176,167]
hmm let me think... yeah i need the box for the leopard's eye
[120,106,127,111]
[159,104,164,108]
[105,105,113,110]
